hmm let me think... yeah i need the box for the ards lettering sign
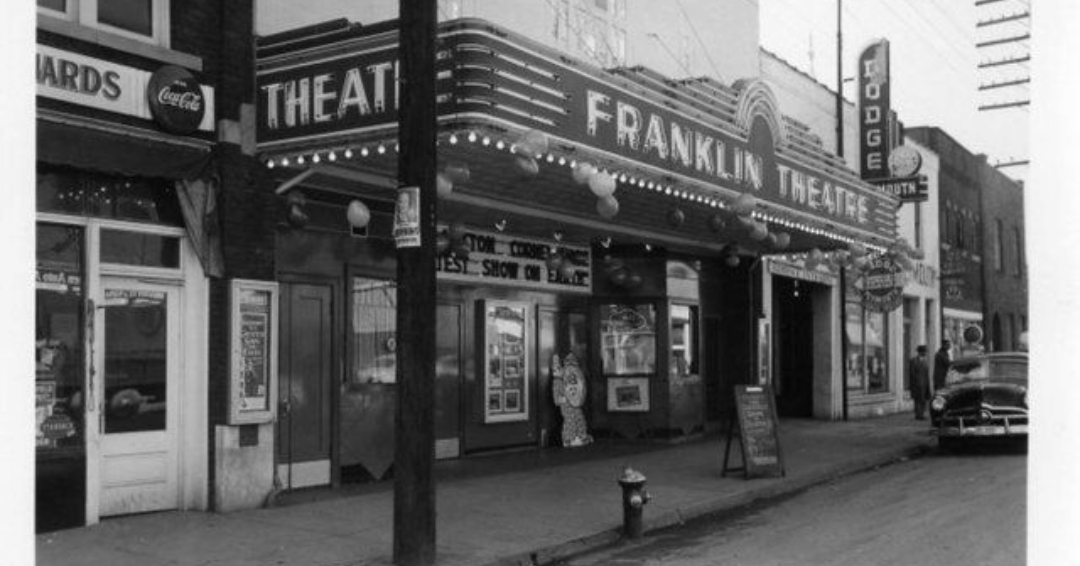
[37,44,215,133]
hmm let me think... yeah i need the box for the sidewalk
[36,414,934,566]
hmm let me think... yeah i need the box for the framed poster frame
[228,279,279,425]
[606,377,650,412]
[481,300,531,424]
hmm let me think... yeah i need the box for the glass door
[97,277,180,516]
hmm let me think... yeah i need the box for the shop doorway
[773,276,814,418]
[278,282,333,488]
[97,277,181,517]
[340,277,397,481]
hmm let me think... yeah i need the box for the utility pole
[835,0,844,159]
[394,1,437,564]
[836,0,850,421]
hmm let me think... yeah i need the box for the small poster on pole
[393,186,421,248]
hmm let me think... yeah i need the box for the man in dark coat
[908,345,931,420]
[933,340,952,392]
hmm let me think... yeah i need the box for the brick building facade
[34,0,274,531]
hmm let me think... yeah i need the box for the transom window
[38,0,170,47]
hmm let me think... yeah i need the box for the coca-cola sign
[147,65,206,134]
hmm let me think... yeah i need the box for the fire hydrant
[617,465,651,539]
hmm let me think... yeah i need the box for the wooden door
[278,282,333,488]
[97,278,180,516]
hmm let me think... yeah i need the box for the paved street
[558,442,1026,566]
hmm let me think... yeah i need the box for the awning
[38,116,211,180]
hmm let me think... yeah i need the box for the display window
[349,277,397,385]
[483,302,530,423]
[845,300,890,394]
[37,165,183,225]
[599,303,656,377]
[669,304,699,378]
[36,223,86,451]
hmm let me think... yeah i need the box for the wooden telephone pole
[394,1,437,564]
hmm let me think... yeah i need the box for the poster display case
[228,279,279,425]
[482,301,530,423]
[600,303,657,412]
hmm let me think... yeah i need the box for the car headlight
[931,396,946,411]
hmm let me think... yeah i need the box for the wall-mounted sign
[37,44,214,133]
[392,186,421,248]
[768,260,838,286]
[255,23,897,240]
[859,254,906,312]
[147,65,207,134]
[859,39,891,180]
[888,145,922,178]
[228,280,279,425]
[436,226,591,293]
[871,176,928,203]
[908,262,937,289]
[963,324,984,345]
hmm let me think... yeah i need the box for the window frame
[39,0,171,48]
[1013,225,1024,276]
[994,218,1005,272]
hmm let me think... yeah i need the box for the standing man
[933,340,952,392]
[908,345,931,420]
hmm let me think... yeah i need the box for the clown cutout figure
[552,353,593,447]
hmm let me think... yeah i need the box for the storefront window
[36,224,85,451]
[600,303,656,376]
[37,165,183,226]
[670,304,698,377]
[103,288,168,433]
[100,229,181,268]
[349,278,396,385]
[845,301,889,394]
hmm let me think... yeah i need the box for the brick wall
[978,163,1027,351]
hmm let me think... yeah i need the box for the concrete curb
[482,442,934,566]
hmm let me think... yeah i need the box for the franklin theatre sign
[255,22,895,239]
[585,92,872,226]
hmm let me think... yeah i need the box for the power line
[893,0,976,73]
[925,1,976,43]
[674,0,726,81]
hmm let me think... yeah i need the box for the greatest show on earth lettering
[435,226,591,294]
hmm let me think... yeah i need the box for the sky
[254,0,1032,182]
[759,0,1030,183]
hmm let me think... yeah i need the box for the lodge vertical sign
[859,40,891,180]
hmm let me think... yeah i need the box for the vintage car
[929,352,1028,448]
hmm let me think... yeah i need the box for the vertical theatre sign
[859,39,891,181]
